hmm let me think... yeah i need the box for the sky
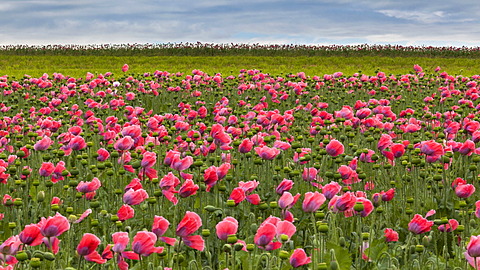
[1,0,479,47]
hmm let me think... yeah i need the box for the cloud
[377,9,446,24]
[0,0,479,46]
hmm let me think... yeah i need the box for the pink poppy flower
[77,233,106,264]
[123,188,149,205]
[254,145,281,160]
[216,217,238,241]
[408,214,434,234]
[290,248,311,268]
[325,139,344,157]
[132,231,164,257]
[117,204,135,221]
[76,177,101,193]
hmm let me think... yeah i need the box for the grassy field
[1,55,478,78]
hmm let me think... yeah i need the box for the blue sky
[1,0,479,47]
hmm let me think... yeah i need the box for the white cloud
[377,9,446,23]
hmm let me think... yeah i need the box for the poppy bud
[91,219,99,226]
[202,229,211,237]
[339,237,346,247]
[258,203,268,211]
[330,260,339,270]
[204,205,217,212]
[16,251,29,261]
[318,263,328,270]
[226,200,236,207]
[246,244,255,251]
[318,222,329,233]
[30,258,42,268]
[227,234,238,244]
[43,252,55,261]
[234,243,244,251]
[51,204,60,211]
[354,202,364,212]
[315,211,325,219]
[422,236,432,247]
[279,250,290,260]
[223,244,232,253]
[415,245,424,253]
[68,215,78,223]
[14,198,23,207]
[37,191,45,202]
[90,201,100,209]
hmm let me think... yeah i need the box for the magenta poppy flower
[322,181,342,199]
[178,179,199,198]
[302,191,326,213]
[77,233,106,264]
[391,143,405,158]
[384,228,399,242]
[467,235,480,259]
[141,151,157,168]
[216,217,238,241]
[170,155,193,171]
[152,216,177,246]
[377,134,392,151]
[290,248,311,268]
[117,204,135,221]
[278,192,301,210]
[455,184,475,198]
[419,140,443,156]
[254,145,281,160]
[302,167,318,182]
[39,162,55,177]
[408,214,434,234]
[19,224,43,246]
[276,179,294,195]
[176,211,204,251]
[76,177,101,193]
[381,188,395,201]
[96,148,110,161]
[238,139,254,153]
[438,219,459,232]
[356,197,374,217]
[121,125,142,139]
[68,135,87,151]
[123,188,149,205]
[229,187,246,205]
[34,136,53,151]
[276,220,296,241]
[254,222,277,248]
[176,211,202,238]
[132,231,164,257]
[325,139,344,157]
[330,192,356,212]
[39,213,70,238]
[114,136,135,151]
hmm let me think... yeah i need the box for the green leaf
[325,241,352,270]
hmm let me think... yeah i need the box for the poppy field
[1,62,480,270]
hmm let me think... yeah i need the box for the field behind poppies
[1,44,480,269]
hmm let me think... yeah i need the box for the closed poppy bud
[16,251,29,261]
